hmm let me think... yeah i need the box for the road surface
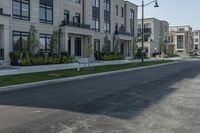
[0,61,200,133]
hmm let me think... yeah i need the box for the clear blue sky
[128,0,200,30]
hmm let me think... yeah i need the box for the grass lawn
[0,60,173,87]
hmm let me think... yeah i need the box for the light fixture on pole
[139,0,159,63]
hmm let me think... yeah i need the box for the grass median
[0,60,173,87]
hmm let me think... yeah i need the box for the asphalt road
[0,61,200,133]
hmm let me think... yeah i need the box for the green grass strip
[0,60,173,87]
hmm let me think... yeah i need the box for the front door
[68,37,71,55]
[120,42,124,55]
[75,38,81,56]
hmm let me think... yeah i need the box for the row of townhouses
[0,0,199,64]
[0,0,137,64]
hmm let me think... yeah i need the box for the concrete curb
[0,62,177,93]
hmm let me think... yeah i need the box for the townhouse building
[0,0,138,64]
[169,26,193,56]
[137,18,169,57]
[193,30,200,54]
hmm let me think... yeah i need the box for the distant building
[193,30,200,54]
[169,26,193,56]
[137,18,169,57]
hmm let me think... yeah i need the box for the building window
[195,38,198,43]
[195,32,199,36]
[39,34,52,52]
[121,7,124,17]
[104,0,110,11]
[92,18,100,31]
[74,13,81,23]
[104,20,110,32]
[12,0,30,20]
[94,39,100,52]
[40,0,53,24]
[195,45,199,50]
[92,0,99,7]
[116,5,118,16]
[64,10,69,21]
[130,9,134,19]
[130,9,134,36]
[13,31,29,52]
[74,0,80,4]
[104,0,110,32]
[92,0,100,32]
[177,35,184,49]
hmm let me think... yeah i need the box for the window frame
[12,0,30,21]
[39,0,53,24]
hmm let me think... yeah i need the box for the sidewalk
[0,58,170,76]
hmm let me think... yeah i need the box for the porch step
[0,61,9,66]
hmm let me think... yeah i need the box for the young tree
[102,35,110,55]
[27,25,39,55]
[114,36,120,54]
[132,36,138,59]
[160,40,166,55]
[84,43,93,59]
[49,30,60,55]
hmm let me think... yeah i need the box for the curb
[0,62,176,93]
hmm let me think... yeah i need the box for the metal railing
[115,27,131,36]
[0,49,4,60]
[61,21,91,29]
[138,28,152,33]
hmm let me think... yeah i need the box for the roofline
[124,0,138,7]
[169,25,192,28]
[138,18,169,24]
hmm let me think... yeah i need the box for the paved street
[0,61,200,133]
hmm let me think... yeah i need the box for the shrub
[32,56,46,65]
[62,56,74,63]
[102,54,124,61]
[48,56,60,64]
[9,52,20,66]
[21,57,31,66]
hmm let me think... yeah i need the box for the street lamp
[139,0,159,63]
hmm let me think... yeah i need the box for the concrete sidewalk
[0,58,172,76]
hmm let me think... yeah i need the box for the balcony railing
[0,49,4,60]
[61,21,91,29]
[115,27,131,36]
[138,28,152,33]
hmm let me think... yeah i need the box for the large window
[39,34,52,52]
[94,39,100,52]
[130,9,135,36]
[40,0,53,24]
[121,7,124,17]
[12,0,30,20]
[74,0,80,4]
[13,31,29,52]
[104,0,110,32]
[92,0,100,31]
[64,10,69,22]
[177,35,184,49]
[116,5,118,16]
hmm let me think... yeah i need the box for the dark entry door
[75,38,81,56]
[68,37,71,55]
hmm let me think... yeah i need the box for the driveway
[0,61,200,133]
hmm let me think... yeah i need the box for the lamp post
[140,0,159,63]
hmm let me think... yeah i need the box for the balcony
[138,28,152,34]
[61,21,90,29]
[115,27,131,36]
[0,49,4,60]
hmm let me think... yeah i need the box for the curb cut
[0,62,176,93]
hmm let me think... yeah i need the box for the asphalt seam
[0,62,176,92]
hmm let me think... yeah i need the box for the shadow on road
[0,61,200,120]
